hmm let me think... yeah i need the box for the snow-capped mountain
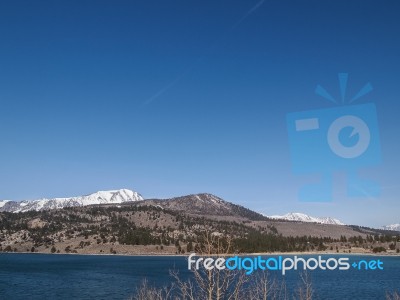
[268,212,345,225]
[0,189,143,213]
[382,223,400,231]
[0,200,11,208]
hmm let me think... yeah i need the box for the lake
[0,253,399,299]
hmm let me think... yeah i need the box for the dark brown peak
[169,193,226,202]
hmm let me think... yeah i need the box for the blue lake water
[0,253,399,299]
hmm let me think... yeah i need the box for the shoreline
[2,251,399,257]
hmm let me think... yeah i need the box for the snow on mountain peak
[0,189,143,213]
[268,212,345,225]
[0,200,11,208]
[382,223,400,231]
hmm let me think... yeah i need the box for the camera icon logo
[286,73,381,202]
[327,114,370,159]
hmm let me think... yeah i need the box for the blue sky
[0,1,399,227]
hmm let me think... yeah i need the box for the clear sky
[0,1,399,228]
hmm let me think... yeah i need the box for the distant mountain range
[382,223,400,232]
[268,212,345,225]
[0,190,264,221]
[1,188,398,252]
[0,189,143,213]
[1,189,397,232]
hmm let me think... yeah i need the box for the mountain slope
[268,212,344,225]
[0,189,143,213]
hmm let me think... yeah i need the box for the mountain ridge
[2,190,392,230]
[382,223,400,231]
[0,189,143,213]
[0,190,264,220]
[268,212,345,225]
